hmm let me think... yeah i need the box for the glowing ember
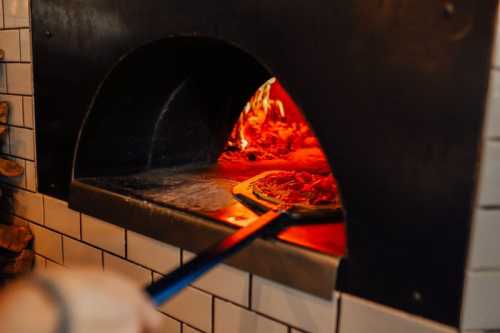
[220,77,326,163]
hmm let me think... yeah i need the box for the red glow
[216,78,346,257]
[218,78,331,175]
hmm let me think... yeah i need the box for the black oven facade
[32,0,498,327]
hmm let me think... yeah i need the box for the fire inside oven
[73,39,346,257]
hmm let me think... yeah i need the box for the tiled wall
[11,192,458,333]
[0,1,469,333]
[0,0,35,192]
[461,11,500,332]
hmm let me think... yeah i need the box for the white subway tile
[127,231,180,273]
[160,286,212,332]
[44,196,81,239]
[34,254,46,271]
[486,70,500,138]
[12,189,43,223]
[159,314,181,333]
[30,223,62,264]
[0,30,20,61]
[9,126,34,160]
[462,271,500,330]
[215,298,287,333]
[82,214,125,256]
[3,0,30,28]
[252,276,337,333]
[0,94,23,126]
[478,141,500,206]
[469,209,500,269]
[184,251,249,306]
[183,324,204,333]
[0,64,7,93]
[19,29,31,62]
[6,63,32,95]
[103,253,151,286]
[22,96,33,128]
[25,160,36,191]
[339,294,455,333]
[63,236,102,269]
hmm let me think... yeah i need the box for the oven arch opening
[70,36,347,299]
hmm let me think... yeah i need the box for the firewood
[2,249,34,275]
[0,224,33,253]
[0,158,24,177]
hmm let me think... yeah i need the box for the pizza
[251,171,339,206]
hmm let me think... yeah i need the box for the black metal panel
[32,0,498,326]
[74,37,270,179]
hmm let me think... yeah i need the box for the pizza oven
[31,0,498,329]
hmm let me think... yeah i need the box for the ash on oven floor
[81,165,241,213]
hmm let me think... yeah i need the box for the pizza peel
[146,170,343,306]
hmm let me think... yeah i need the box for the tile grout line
[21,96,26,127]
[248,273,253,309]
[41,192,45,225]
[17,27,22,63]
[35,252,59,267]
[60,233,65,265]
[335,293,343,333]
[0,27,31,31]
[211,295,215,333]
[0,60,32,64]
[101,251,104,271]
[4,60,8,94]
[124,229,128,258]
[0,91,33,97]
[79,211,82,240]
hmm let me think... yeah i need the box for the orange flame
[219,78,329,174]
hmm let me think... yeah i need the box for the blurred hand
[0,268,161,333]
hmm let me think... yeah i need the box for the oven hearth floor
[81,165,345,256]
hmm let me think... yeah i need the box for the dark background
[32,0,497,326]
